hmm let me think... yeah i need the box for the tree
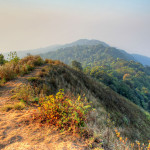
[7,51,19,63]
[148,101,150,112]
[0,54,5,65]
[71,60,83,71]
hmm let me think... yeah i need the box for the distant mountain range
[132,54,150,66]
[2,39,150,66]
[39,39,150,66]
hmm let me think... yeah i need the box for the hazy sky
[0,0,150,56]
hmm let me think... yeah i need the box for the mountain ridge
[2,39,150,66]
[39,43,150,112]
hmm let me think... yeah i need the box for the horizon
[0,0,150,56]
[1,38,150,59]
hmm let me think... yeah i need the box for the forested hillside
[132,54,150,66]
[40,44,150,112]
[85,59,150,112]
[40,44,135,66]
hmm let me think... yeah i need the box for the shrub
[71,60,83,71]
[0,54,6,65]
[11,84,35,103]
[37,89,91,133]
[7,51,19,63]
[0,55,44,84]
[11,83,50,104]
[27,77,40,82]
[0,61,17,80]
[14,102,25,110]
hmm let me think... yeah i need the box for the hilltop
[0,56,150,149]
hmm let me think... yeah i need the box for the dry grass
[1,102,25,112]
[0,109,103,150]
[0,55,44,86]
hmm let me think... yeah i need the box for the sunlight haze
[0,0,150,56]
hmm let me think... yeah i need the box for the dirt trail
[0,65,48,106]
[0,110,81,150]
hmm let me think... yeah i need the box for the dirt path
[0,64,48,106]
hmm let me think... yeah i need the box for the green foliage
[0,54,6,65]
[27,77,39,82]
[71,60,83,71]
[7,51,19,63]
[86,59,150,111]
[0,55,44,84]
[37,89,91,132]
[41,44,134,67]
[11,84,35,103]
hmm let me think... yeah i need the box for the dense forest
[85,59,150,111]
[40,44,150,112]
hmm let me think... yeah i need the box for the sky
[0,0,150,56]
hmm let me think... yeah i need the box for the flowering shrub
[37,89,91,133]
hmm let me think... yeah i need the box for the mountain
[132,54,150,66]
[40,44,135,67]
[38,40,150,67]
[26,59,150,142]
[62,39,109,47]
[3,39,150,67]
[2,39,108,59]
[2,45,61,59]
[39,44,150,112]
[120,49,136,61]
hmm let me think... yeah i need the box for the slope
[0,63,87,150]
[39,44,150,112]
[40,44,135,66]
[3,39,109,59]
[19,60,150,143]
[132,54,150,66]
[0,64,48,106]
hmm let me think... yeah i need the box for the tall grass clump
[36,89,91,133]
[0,55,44,85]
[113,129,150,150]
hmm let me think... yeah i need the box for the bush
[0,61,17,80]
[37,89,91,133]
[11,84,35,103]
[0,55,44,83]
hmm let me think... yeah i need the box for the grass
[11,84,36,104]
[0,55,44,86]
[1,102,25,111]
